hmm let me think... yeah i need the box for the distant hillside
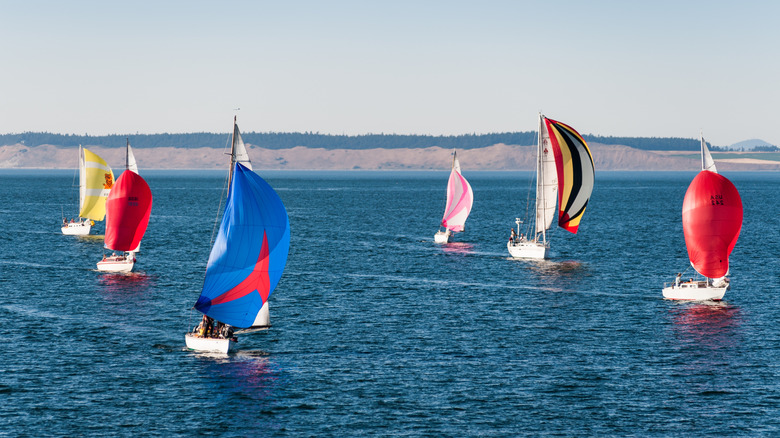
[3,142,779,171]
[727,138,777,151]
[0,131,705,151]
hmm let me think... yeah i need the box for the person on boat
[197,315,214,337]
[215,321,225,338]
[675,273,681,287]
[221,324,233,339]
[62,218,67,225]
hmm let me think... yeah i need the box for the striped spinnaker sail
[441,151,474,232]
[544,117,595,234]
[78,147,114,221]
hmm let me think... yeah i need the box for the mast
[78,145,86,217]
[537,114,546,244]
[126,138,130,171]
[229,116,238,187]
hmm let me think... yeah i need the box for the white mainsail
[535,114,558,237]
[701,134,717,173]
[126,139,139,174]
[78,145,86,214]
[229,116,253,185]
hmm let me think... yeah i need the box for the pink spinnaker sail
[441,152,473,232]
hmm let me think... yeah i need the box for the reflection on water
[670,301,742,350]
[76,234,105,242]
[440,241,474,255]
[524,259,589,291]
[194,351,284,431]
[98,272,154,296]
[668,301,743,387]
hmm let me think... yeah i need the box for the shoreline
[2,143,779,171]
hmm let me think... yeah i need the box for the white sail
[701,134,717,173]
[126,139,139,174]
[78,145,86,214]
[252,301,270,327]
[231,118,252,171]
[535,115,558,235]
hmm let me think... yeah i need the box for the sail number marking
[711,194,724,206]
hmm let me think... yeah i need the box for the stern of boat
[434,230,452,244]
[507,240,548,259]
[185,333,236,354]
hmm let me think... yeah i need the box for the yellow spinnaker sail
[78,148,114,221]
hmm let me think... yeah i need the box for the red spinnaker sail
[682,170,742,278]
[104,170,153,252]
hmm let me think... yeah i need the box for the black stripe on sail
[554,123,594,225]
[557,126,583,217]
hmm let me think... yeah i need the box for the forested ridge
[0,131,713,151]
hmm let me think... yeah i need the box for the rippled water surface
[1,169,779,436]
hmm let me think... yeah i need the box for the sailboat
[97,140,152,272]
[61,146,114,235]
[662,134,743,301]
[185,117,290,354]
[434,150,474,244]
[508,114,595,259]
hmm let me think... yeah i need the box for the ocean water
[1,168,779,437]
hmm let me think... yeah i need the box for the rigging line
[208,133,234,249]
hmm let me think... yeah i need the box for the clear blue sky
[2,0,778,146]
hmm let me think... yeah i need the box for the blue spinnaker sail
[195,163,290,328]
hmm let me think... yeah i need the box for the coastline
[2,143,779,171]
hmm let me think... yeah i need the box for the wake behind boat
[185,117,290,354]
[507,114,594,259]
[61,146,113,235]
[662,134,742,301]
[434,150,473,244]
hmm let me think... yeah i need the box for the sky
[2,0,779,146]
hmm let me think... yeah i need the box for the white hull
[507,239,548,259]
[61,221,92,235]
[185,333,235,354]
[96,254,135,272]
[662,280,728,301]
[434,230,452,244]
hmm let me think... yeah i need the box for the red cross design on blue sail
[209,231,271,307]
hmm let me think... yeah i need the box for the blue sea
[1,169,779,437]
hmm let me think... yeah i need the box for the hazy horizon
[3,1,779,146]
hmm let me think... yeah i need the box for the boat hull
[662,281,728,301]
[97,255,135,272]
[434,230,452,244]
[507,240,548,259]
[185,333,235,354]
[61,222,92,235]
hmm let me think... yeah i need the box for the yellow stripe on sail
[78,149,114,220]
[550,127,575,205]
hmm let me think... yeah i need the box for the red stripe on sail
[209,231,271,306]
